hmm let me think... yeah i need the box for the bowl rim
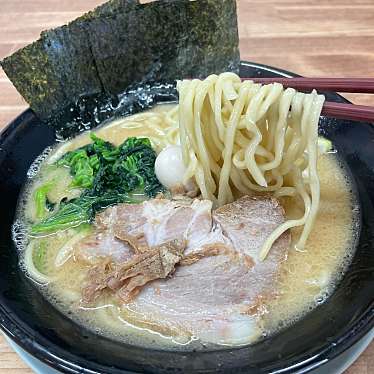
[0,60,373,374]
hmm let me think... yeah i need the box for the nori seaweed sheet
[87,0,239,94]
[1,0,139,119]
[41,0,140,101]
[41,25,104,101]
[0,39,69,119]
[76,0,139,21]
[1,0,239,121]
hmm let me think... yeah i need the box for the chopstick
[242,77,374,94]
[321,102,374,122]
[241,77,374,123]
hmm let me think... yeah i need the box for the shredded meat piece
[113,228,148,254]
[82,239,186,304]
[180,244,255,268]
[81,259,113,303]
[180,244,229,265]
[108,238,186,302]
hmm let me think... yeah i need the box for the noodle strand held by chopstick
[177,73,325,260]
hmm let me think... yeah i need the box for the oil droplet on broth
[27,147,53,178]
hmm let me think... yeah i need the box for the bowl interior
[0,62,373,374]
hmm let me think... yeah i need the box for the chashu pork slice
[74,197,220,264]
[74,203,145,264]
[213,195,287,263]
[212,196,289,295]
[117,196,290,346]
[123,245,262,346]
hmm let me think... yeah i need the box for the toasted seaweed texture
[0,39,69,119]
[1,0,138,119]
[39,0,139,101]
[88,0,240,94]
[76,0,139,21]
[1,0,239,121]
[42,25,103,101]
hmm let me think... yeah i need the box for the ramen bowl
[0,62,373,373]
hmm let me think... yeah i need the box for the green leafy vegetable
[31,192,138,235]
[45,198,55,212]
[34,182,55,219]
[57,134,162,196]
[57,148,99,188]
[31,135,164,235]
[32,241,49,274]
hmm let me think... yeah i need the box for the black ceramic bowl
[0,62,373,374]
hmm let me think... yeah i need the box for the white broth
[15,105,358,350]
